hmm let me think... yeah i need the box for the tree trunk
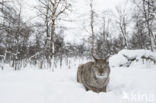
[143,0,155,51]
[90,0,95,56]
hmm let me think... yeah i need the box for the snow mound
[0,67,156,103]
[109,49,156,68]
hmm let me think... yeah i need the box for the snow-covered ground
[0,67,156,103]
[0,50,156,103]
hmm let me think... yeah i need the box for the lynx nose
[99,68,104,73]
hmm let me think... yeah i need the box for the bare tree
[90,0,95,56]
[133,0,156,51]
[37,0,71,69]
[115,6,129,48]
[96,11,114,58]
[142,0,156,51]
[37,0,71,68]
[0,0,32,70]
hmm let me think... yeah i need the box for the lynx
[77,56,110,93]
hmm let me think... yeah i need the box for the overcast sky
[20,0,128,43]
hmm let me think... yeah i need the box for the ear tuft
[92,54,97,62]
[105,55,110,62]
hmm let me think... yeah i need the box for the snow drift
[0,67,156,103]
[109,49,156,68]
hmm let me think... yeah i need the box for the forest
[0,0,156,70]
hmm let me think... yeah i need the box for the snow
[0,67,156,103]
[118,49,156,59]
[109,49,156,68]
[0,50,156,103]
[109,53,128,67]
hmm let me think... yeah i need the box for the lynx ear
[105,55,110,63]
[92,54,98,62]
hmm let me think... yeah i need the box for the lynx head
[92,55,110,79]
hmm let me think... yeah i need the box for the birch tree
[38,0,70,66]
[90,0,95,56]
[115,6,129,48]
[133,0,156,51]
[142,0,156,51]
[0,0,32,70]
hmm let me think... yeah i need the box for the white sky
[20,0,128,43]
[63,0,128,43]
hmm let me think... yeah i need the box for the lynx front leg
[77,64,84,83]
[84,86,89,91]
[102,86,107,92]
